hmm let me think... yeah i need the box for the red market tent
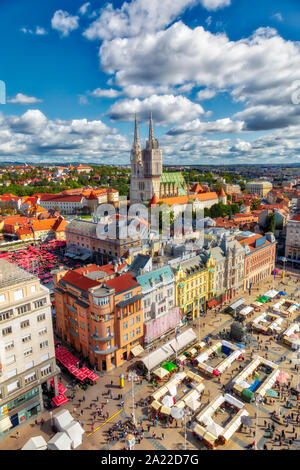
[52,394,68,407]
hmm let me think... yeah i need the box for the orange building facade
[237,234,276,290]
[54,265,144,371]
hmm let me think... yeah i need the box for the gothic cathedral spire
[131,113,142,167]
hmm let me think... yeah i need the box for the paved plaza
[1,271,300,451]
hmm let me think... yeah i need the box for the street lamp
[183,409,190,450]
[291,343,300,390]
[254,395,263,450]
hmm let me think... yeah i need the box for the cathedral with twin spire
[130,112,188,204]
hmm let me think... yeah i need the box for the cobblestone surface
[1,273,300,451]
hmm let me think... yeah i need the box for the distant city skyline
[1,0,300,165]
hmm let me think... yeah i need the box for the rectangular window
[123,333,128,342]
[38,327,47,336]
[7,368,17,379]
[22,334,31,343]
[5,340,14,351]
[20,319,30,329]
[34,298,47,309]
[124,292,132,300]
[130,318,134,326]
[24,348,33,357]
[30,285,36,294]
[0,310,13,322]
[41,353,50,362]
[37,313,46,322]
[130,330,134,338]
[0,294,5,303]
[17,303,31,315]
[25,360,34,370]
[41,364,51,377]
[136,327,141,335]
[2,326,12,336]
[6,355,16,365]
[123,321,128,330]
[24,372,37,384]
[40,340,48,349]
[7,379,20,393]
[14,289,23,301]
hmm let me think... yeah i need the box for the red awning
[207,299,219,308]
[52,394,68,407]
[88,373,99,382]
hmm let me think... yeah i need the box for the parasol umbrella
[266,389,277,398]
[241,415,253,427]
[277,370,289,415]
[162,395,174,408]
[277,371,289,384]
[171,407,184,419]
[168,385,177,397]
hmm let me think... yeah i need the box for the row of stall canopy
[55,345,98,383]
[195,340,244,376]
[151,370,205,415]
[227,289,286,317]
[233,355,279,400]
[142,328,197,372]
[192,393,249,447]
[22,410,84,450]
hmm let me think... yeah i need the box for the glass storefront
[5,387,39,415]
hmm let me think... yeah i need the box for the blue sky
[0,0,300,164]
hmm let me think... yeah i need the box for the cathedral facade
[130,112,187,204]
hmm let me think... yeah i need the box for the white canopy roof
[22,436,47,451]
[53,409,74,432]
[206,421,224,437]
[47,432,72,451]
[63,421,84,449]
[264,289,279,298]
[224,393,245,409]
[239,306,254,316]
[229,298,246,310]
[185,399,201,412]
[142,328,196,371]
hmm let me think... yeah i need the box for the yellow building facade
[174,254,215,322]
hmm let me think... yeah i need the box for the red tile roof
[62,270,99,291]
[106,273,139,293]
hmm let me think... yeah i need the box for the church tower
[130,111,162,204]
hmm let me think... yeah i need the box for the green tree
[265,212,276,233]
[250,199,262,210]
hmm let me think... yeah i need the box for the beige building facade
[0,260,58,439]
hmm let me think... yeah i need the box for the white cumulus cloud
[51,10,80,37]
[7,93,43,105]
[107,94,205,125]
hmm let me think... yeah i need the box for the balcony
[91,333,114,342]
[90,345,118,355]
[66,304,77,314]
